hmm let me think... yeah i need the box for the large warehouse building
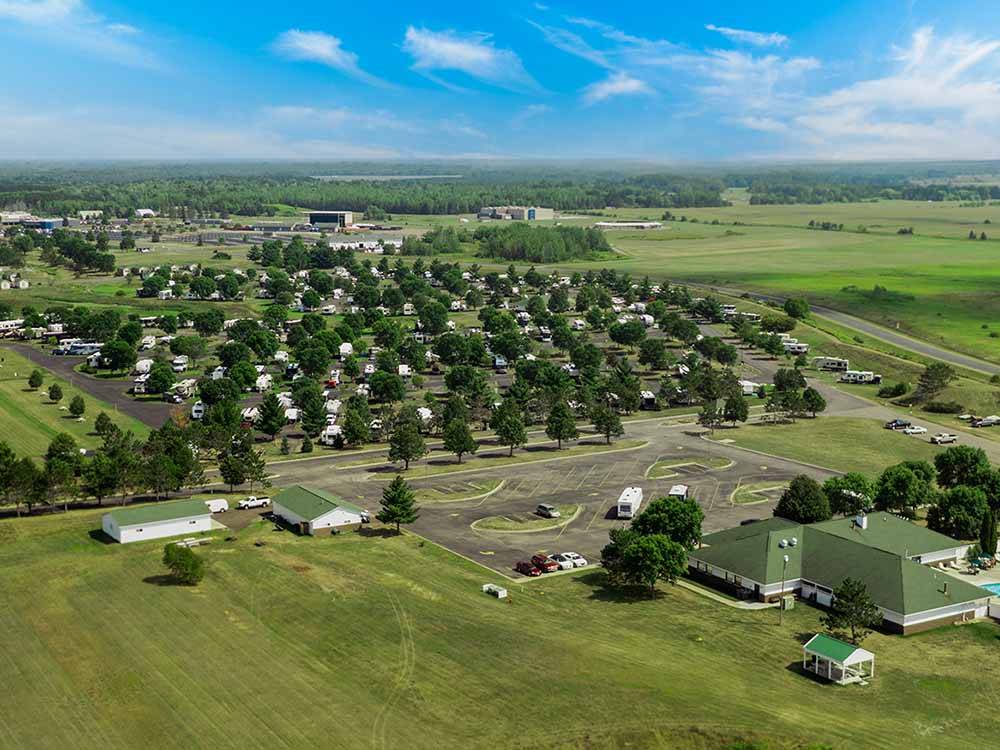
[308,211,354,229]
[478,206,554,221]
[102,499,213,544]
[688,512,991,634]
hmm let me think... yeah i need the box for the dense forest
[474,223,612,263]
[3,161,1000,215]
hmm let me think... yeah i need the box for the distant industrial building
[309,210,354,229]
[594,221,662,230]
[478,206,554,221]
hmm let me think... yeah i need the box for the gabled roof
[810,512,965,558]
[804,634,873,665]
[691,513,990,615]
[273,485,364,522]
[107,499,210,527]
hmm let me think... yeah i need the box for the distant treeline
[0,172,729,218]
[747,180,1000,205]
[473,224,612,263]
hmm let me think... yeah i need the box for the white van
[204,498,229,513]
[617,487,644,519]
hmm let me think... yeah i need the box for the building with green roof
[102,499,213,544]
[802,634,875,685]
[690,512,991,634]
[272,485,366,535]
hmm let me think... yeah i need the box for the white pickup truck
[238,496,271,510]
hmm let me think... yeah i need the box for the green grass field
[716,417,940,475]
[472,503,578,531]
[0,347,150,458]
[0,508,998,749]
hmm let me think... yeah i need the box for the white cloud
[735,116,789,133]
[582,72,652,105]
[272,30,386,86]
[0,1,156,69]
[106,22,139,35]
[705,24,788,47]
[788,26,1000,158]
[0,0,78,22]
[402,26,539,91]
[262,105,418,133]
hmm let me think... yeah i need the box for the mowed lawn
[718,417,940,475]
[0,347,149,458]
[0,509,998,750]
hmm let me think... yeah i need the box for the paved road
[692,282,1000,375]
[9,344,174,428]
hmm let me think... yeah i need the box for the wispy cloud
[402,26,540,92]
[582,72,652,105]
[705,24,788,47]
[272,30,386,86]
[0,0,157,69]
[528,20,611,68]
[789,26,1000,158]
[0,0,77,23]
[262,105,417,132]
[511,103,552,128]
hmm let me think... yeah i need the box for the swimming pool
[980,583,1000,595]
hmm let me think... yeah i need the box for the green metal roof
[810,512,964,558]
[273,485,364,522]
[690,513,990,615]
[700,517,798,547]
[107,499,210,527]
[804,634,863,663]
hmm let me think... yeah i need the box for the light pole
[779,553,789,626]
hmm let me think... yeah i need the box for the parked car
[884,419,911,431]
[560,552,588,568]
[514,560,542,577]
[531,554,560,573]
[548,554,575,571]
[238,495,271,510]
[536,503,560,519]
[902,425,927,435]
[931,433,958,444]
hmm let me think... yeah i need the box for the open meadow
[1,508,998,750]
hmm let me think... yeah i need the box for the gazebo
[802,634,874,685]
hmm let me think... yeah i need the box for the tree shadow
[142,574,191,587]
[572,570,663,603]
[358,527,397,539]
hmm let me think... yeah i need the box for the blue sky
[2,0,1000,160]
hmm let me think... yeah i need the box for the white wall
[916,546,970,565]
[273,502,307,529]
[105,514,212,544]
[311,508,362,532]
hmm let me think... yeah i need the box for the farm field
[714,417,940,475]
[0,347,149,458]
[0,508,998,750]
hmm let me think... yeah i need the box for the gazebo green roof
[803,634,867,663]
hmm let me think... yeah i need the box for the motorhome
[840,370,882,385]
[668,484,690,500]
[813,357,849,372]
[617,487,644,519]
[639,390,657,410]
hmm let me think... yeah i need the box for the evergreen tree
[341,408,371,447]
[69,395,86,419]
[821,578,880,644]
[389,418,427,470]
[980,508,998,558]
[48,383,63,403]
[28,369,43,390]
[546,400,579,449]
[256,392,285,440]
[300,396,327,438]
[442,418,477,463]
[377,475,420,533]
[218,453,248,491]
[722,395,749,426]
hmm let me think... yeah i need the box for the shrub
[924,401,964,414]
[878,382,909,398]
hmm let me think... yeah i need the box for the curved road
[692,283,1000,375]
